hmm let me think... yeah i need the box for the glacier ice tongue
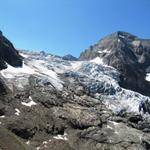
[1,50,150,113]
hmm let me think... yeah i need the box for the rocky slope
[0,32,150,150]
[80,31,150,96]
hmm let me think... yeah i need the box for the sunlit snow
[132,40,140,47]
[0,115,5,118]
[15,108,20,116]
[1,62,36,78]
[1,50,150,114]
[53,133,68,141]
[98,49,110,54]
[146,73,150,82]
[90,57,104,65]
[21,100,37,107]
[26,141,30,145]
[20,53,29,58]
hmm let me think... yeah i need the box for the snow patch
[107,125,113,130]
[146,73,150,82]
[109,121,119,126]
[20,53,29,58]
[42,141,48,144]
[71,61,83,70]
[98,49,110,54]
[0,115,5,118]
[29,96,32,101]
[114,131,119,135]
[15,108,20,116]
[132,40,140,47]
[26,141,30,145]
[53,133,68,141]
[21,98,37,107]
[90,57,104,65]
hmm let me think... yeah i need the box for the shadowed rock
[0,31,23,94]
[0,31,23,70]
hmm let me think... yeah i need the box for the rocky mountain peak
[107,31,137,40]
[80,31,150,96]
[62,54,78,61]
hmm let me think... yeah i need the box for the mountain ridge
[79,31,150,96]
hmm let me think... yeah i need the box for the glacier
[0,50,150,113]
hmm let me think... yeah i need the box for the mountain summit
[80,31,150,96]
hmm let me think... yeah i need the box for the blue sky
[0,0,150,57]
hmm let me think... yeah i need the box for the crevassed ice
[1,51,150,114]
[1,59,63,90]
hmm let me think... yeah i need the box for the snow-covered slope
[1,50,150,113]
[1,51,64,91]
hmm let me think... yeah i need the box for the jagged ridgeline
[0,31,150,150]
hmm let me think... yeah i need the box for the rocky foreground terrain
[0,31,150,150]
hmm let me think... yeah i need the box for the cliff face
[0,31,23,70]
[0,31,23,94]
[80,31,150,96]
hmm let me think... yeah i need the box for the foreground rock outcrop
[0,73,150,150]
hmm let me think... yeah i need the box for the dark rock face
[79,31,150,96]
[0,31,23,70]
[0,31,23,94]
[62,54,78,61]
